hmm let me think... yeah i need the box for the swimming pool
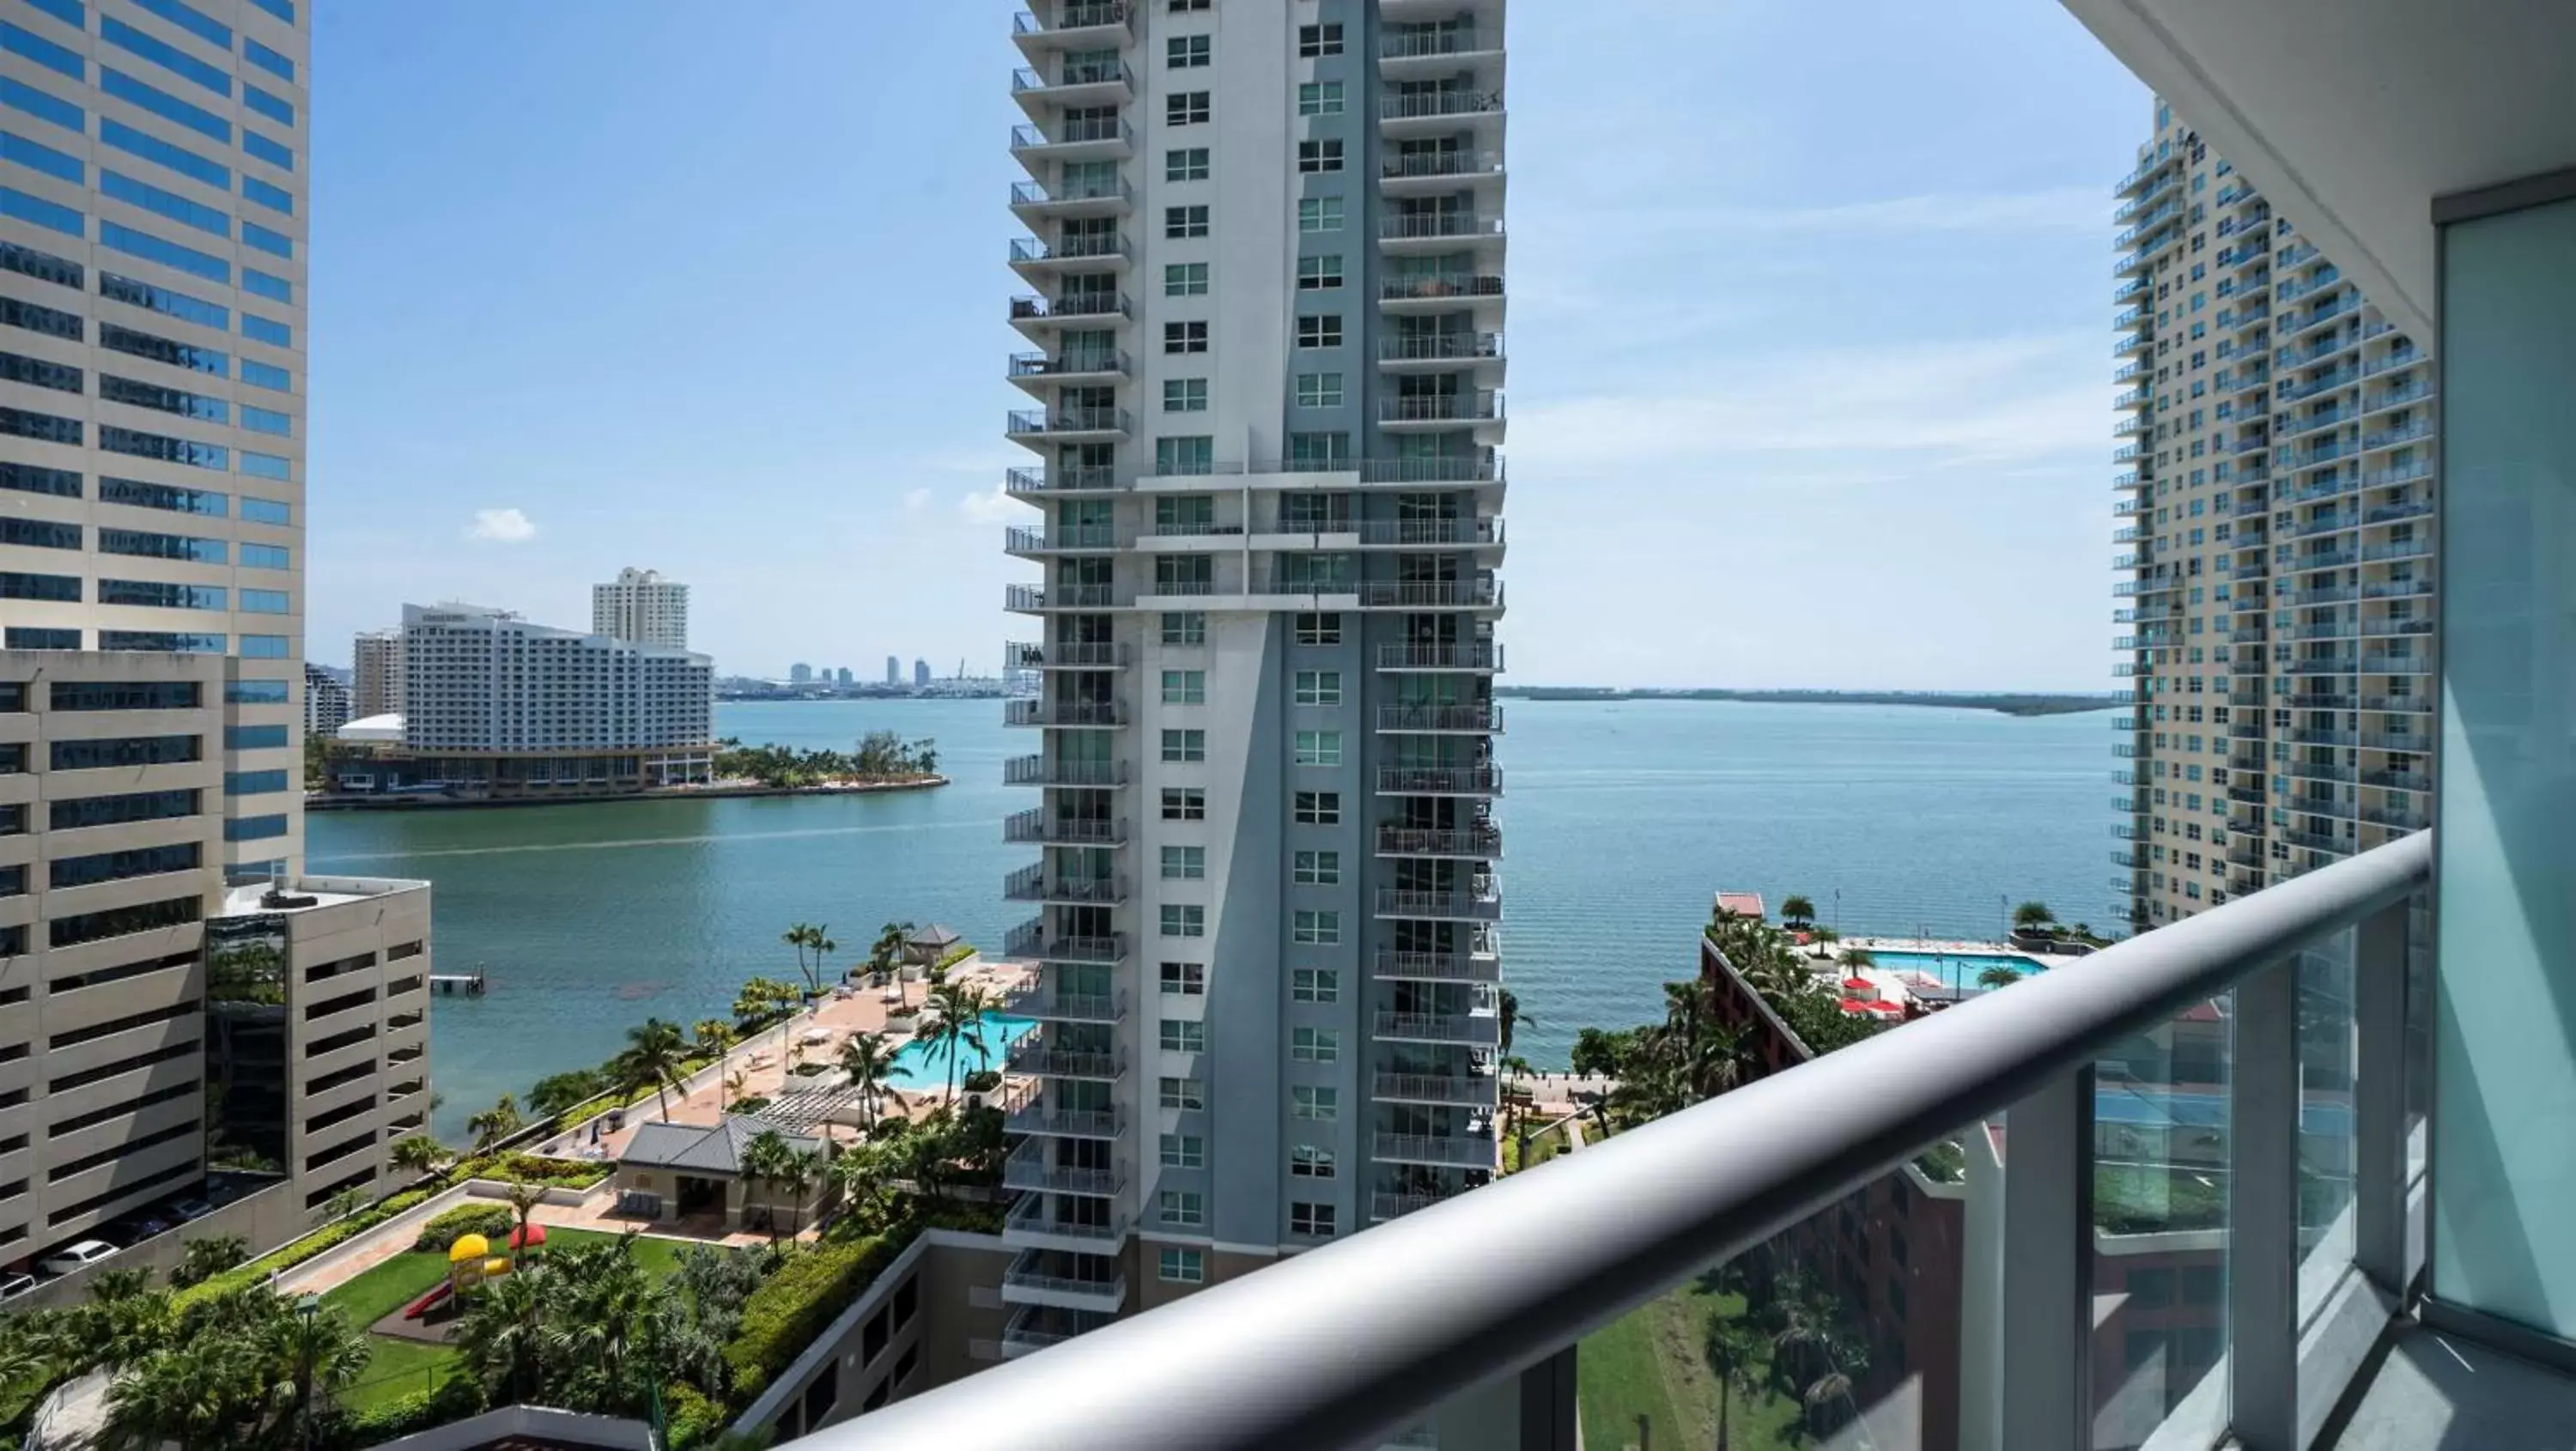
[884,1012,1039,1091]
[1862,949,2049,990]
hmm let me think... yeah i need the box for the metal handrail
[814,830,2431,1450]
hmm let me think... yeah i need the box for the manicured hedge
[445,1152,610,1188]
[721,1233,899,1398]
[412,1204,514,1253]
[173,1188,435,1308]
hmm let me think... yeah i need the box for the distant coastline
[1495,687,2117,718]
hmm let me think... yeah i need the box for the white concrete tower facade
[592,565,689,651]
[999,0,1508,1348]
[2111,99,2436,930]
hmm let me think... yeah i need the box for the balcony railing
[1010,59,1134,93]
[1008,293,1130,322]
[1003,697,1126,727]
[1004,1039,1127,1081]
[1378,392,1504,423]
[1375,885,1503,920]
[1353,518,1503,548]
[1373,1070,1498,1105]
[1005,465,1123,495]
[1379,149,1504,181]
[1008,350,1128,380]
[1377,27,1492,60]
[1372,947,1499,983]
[1378,273,1504,303]
[1374,1009,1501,1047]
[1378,88,1503,120]
[1377,332,1504,363]
[1376,642,1501,671]
[1370,1130,1497,1168]
[1355,579,1501,609]
[1376,764,1503,796]
[1376,825,1503,859]
[1000,810,1127,845]
[1001,755,1128,787]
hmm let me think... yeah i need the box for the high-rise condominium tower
[2112,99,2435,932]
[999,0,1508,1342]
[0,0,434,1254]
[353,627,404,716]
[592,565,689,650]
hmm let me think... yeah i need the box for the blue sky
[305,1,2147,689]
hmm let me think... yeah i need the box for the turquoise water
[307,698,2113,1139]
[1862,948,2050,992]
[884,1012,1037,1091]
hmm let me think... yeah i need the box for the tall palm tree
[388,1132,446,1177]
[1702,1314,1764,1451]
[102,1340,233,1451]
[720,1068,747,1114]
[872,920,914,1004]
[1683,1018,1761,1103]
[1978,964,2025,990]
[1799,1333,1870,1439]
[458,1263,550,1405]
[781,922,817,994]
[2014,900,2057,933]
[828,1140,893,1222]
[811,926,837,992]
[774,1147,826,1235]
[1497,987,1531,1054]
[926,983,991,1103]
[838,1031,896,1129]
[1779,895,1817,932]
[264,1299,372,1443]
[620,1017,690,1120]
[692,1018,732,1067]
[467,1094,522,1153]
[738,1131,793,1242]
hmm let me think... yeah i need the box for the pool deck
[1795,936,2054,1013]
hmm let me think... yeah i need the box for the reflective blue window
[0,405,79,445]
[102,170,229,236]
[98,578,224,610]
[234,636,288,661]
[239,542,288,568]
[0,21,81,81]
[0,462,80,497]
[100,118,228,188]
[224,769,288,795]
[132,0,229,48]
[240,360,288,392]
[0,76,81,132]
[1,240,81,288]
[238,496,288,525]
[242,267,289,301]
[239,588,287,613]
[0,348,78,392]
[100,272,227,331]
[240,406,288,436]
[223,812,288,840]
[240,313,288,346]
[0,294,79,340]
[246,0,290,21]
[100,476,225,514]
[101,18,231,97]
[100,68,228,143]
[226,678,287,704]
[99,527,222,562]
[7,627,77,649]
[100,221,229,282]
[98,427,226,471]
[242,39,292,83]
[240,129,290,171]
[242,84,290,127]
[19,0,82,29]
[100,321,225,375]
[101,374,228,422]
[240,178,290,216]
[239,451,289,480]
[0,129,79,184]
[241,222,289,258]
[99,629,222,653]
[0,185,79,236]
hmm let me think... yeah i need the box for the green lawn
[324,1249,454,1328]
[1577,1281,1808,1451]
[341,1334,458,1415]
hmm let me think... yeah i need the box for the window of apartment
[1163,320,1207,355]
[1296,254,1343,291]
[1295,612,1341,645]
[1291,1145,1336,1179]
[1291,1086,1338,1121]
[1297,197,1343,233]
[1291,1027,1340,1063]
[1164,204,1209,240]
[1293,790,1340,825]
[1291,1202,1338,1238]
[1163,261,1209,298]
[1293,849,1340,885]
[1297,23,1343,56]
[1297,139,1343,173]
[1161,1132,1205,1169]
[1294,730,1342,766]
[1167,34,1210,68]
[1293,670,1341,706]
[1297,81,1344,116]
[1294,372,1344,408]
[1165,146,1209,183]
[1163,378,1207,414]
[1291,967,1339,1003]
[1161,846,1206,880]
[1158,1189,1205,1227]
[1160,1018,1206,1054]
[1159,1076,1203,1110]
[1160,961,1205,996]
[1161,728,1206,763]
[1168,0,1208,9]
[1158,1247,1206,1283]
[1296,314,1343,349]
[1161,611,1206,646]
[1166,90,1209,125]
[1162,787,1205,820]
[1161,904,1206,938]
[1292,908,1340,944]
[1162,669,1206,704]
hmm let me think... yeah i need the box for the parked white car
[0,1272,35,1302]
[36,1241,116,1276]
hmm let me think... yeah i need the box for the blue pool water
[884,1012,1038,1091]
[1863,948,2050,991]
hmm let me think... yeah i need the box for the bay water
[305,698,2112,1139]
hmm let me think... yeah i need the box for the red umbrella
[1838,997,1880,1013]
[1842,976,1876,993]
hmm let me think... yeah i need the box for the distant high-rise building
[305,664,352,737]
[836,666,855,686]
[2112,101,2438,932]
[914,658,932,687]
[592,566,690,650]
[355,629,406,718]
[885,655,902,685]
[397,604,714,788]
[790,663,814,685]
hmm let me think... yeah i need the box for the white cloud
[959,486,1024,524]
[465,507,538,543]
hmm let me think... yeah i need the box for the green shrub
[961,1069,1000,1093]
[936,942,975,971]
[732,1096,771,1115]
[788,1062,826,1078]
[663,1381,726,1450]
[720,1233,900,1398]
[443,1152,608,1188]
[412,1204,514,1253]
[173,1188,436,1308]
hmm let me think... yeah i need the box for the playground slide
[402,1283,453,1320]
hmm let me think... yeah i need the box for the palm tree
[1838,946,1876,971]
[827,1141,894,1222]
[1779,894,1817,932]
[1683,1017,1761,1102]
[169,1235,246,1290]
[2014,900,2058,933]
[468,1094,523,1152]
[1978,964,2025,990]
[781,922,817,995]
[1497,987,1532,1054]
[738,1131,794,1242]
[620,1017,691,1120]
[925,983,991,1103]
[692,1018,732,1067]
[774,1147,826,1235]
[837,1031,896,1129]
[458,1263,550,1405]
[505,1179,548,1259]
[1799,1333,1870,1439]
[264,1299,372,1442]
[102,1340,234,1451]
[720,1068,747,1114]
[1702,1314,1764,1451]
[871,920,914,1004]
[811,926,838,992]
[388,1132,446,1177]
